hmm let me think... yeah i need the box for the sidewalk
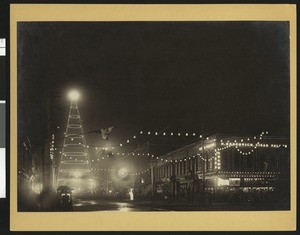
[124,199,208,209]
[123,199,279,211]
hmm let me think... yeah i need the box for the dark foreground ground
[72,197,288,212]
[18,189,290,212]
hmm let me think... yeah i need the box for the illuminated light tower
[57,90,94,194]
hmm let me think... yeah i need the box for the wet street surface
[72,198,278,212]
[73,199,170,211]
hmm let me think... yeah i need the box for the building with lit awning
[151,133,289,207]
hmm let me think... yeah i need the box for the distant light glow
[32,183,42,194]
[217,178,229,187]
[118,168,128,178]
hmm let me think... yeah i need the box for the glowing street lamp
[68,90,80,101]
[117,168,128,178]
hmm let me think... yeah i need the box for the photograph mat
[10,4,296,231]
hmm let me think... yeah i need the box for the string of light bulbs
[128,168,150,176]
[117,130,203,147]
[91,167,150,176]
[57,131,288,171]
[91,168,117,172]
[92,176,118,183]
[148,131,288,165]
[56,130,274,153]
[90,152,155,161]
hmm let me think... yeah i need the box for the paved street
[72,198,280,212]
[73,199,171,211]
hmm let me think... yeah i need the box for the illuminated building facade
[152,133,289,205]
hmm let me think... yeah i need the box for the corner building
[152,134,289,206]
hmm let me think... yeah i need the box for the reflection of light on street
[73,200,97,206]
[74,203,83,206]
[119,207,130,212]
[117,202,131,212]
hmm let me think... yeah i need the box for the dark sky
[17,21,290,151]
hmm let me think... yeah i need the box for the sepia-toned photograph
[8,3,298,232]
[17,20,291,213]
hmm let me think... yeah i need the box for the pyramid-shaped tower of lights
[57,90,94,194]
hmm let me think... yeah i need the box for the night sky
[17,21,290,153]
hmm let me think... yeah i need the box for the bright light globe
[68,90,80,100]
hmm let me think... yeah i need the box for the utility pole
[171,161,176,200]
[150,161,154,199]
[132,157,135,188]
[131,156,135,201]
[150,160,156,201]
[201,125,206,206]
[201,134,205,205]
